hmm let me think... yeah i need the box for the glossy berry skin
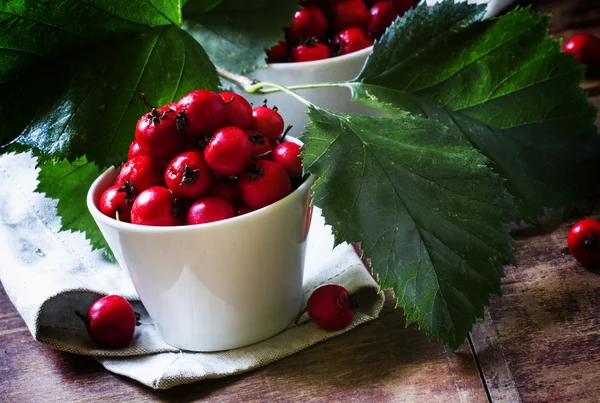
[236,205,253,216]
[563,33,600,74]
[266,40,290,63]
[239,160,291,210]
[127,140,147,160]
[273,142,303,175]
[288,6,328,44]
[165,151,212,199]
[135,107,186,161]
[250,106,285,143]
[115,156,162,196]
[333,27,374,55]
[567,219,600,266]
[210,177,241,206]
[131,186,181,226]
[368,2,398,35]
[186,196,235,225]
[307,284,355,331]
[391,0,415,16]
[205,127,253,175]
[292,42,331,62]
[177,90,226,136]
[247,132,273,160]
[219,92,253,129]
[99,185,134,222]
[81,295,136,349]
[331,0,369,31]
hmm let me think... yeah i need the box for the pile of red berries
[99,90,304,226]
[266,0,417,63]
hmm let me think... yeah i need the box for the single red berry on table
[127,140,147,160]
[333,27,374,55]
[204,127,253,175]
[266,40,290,63]
[130,186,182,226]
[563,33,600,74]
[246,131,273,159]
[210,177,242,206]
[307,284,355,331]
[219,92,253,129]
[115,156,162,196]
[75,295,136,349]
[292,41,331,62]
[177,90,226,136]
[273,142,303,175]
[331,0,369,31]
[236,205,253,216]
[135,106,186,161]
[186,196,235,225]
[239,160,291,210]
[567,219,600,266]
[250,104,285,143]
[288,6,328,44]
[165,151,212,199]
[368,2,398,36]
[99,185,135,222]
[391,0,416,16]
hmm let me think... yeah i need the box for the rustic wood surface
[2,0,600,402]
[469,1,600,402]
[0,284,488,402]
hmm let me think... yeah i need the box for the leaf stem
[216,66,345,107]
[216,66,255,90]
[259,82,348,94]
[247,81,313,107]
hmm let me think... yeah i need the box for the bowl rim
[87,166,316,234]
[266,46,372,69]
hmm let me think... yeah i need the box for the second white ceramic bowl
[88,169,315,352]
[241,47,377,134]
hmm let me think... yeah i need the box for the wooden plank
[0,283,488,402]
[473,220,600,403]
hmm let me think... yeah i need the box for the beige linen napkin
[0,152,384,389]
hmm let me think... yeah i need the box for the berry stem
[74,310,90,326]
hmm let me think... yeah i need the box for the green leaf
[182,0,299,74]
[1,26,219,167]
[36,156,114,260]
[301,106,515,348]
[351,1,600,221]
[0,0,182,81]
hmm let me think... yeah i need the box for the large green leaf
[301,107,515,348]
[351,1,600,221]
[183,0,299,74]
[1,26,219,167]
[36,156,113,260]
[0,0,182,81]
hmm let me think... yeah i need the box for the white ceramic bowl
[241,47,378,135]
[87,169,315,352]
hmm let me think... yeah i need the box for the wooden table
[2,1,600,401]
